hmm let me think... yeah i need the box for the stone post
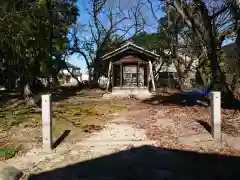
[42,94,52,152]
[211,91,221,141]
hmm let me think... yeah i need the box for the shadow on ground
[143,91,209,107]
[52,130,71,149]
[28,145,239,180]
[40,85,106,103]
[0,90,22,108]
[0,86,82,109]
[196,120,211,133]
[49,86,82,102]
[0,85,105,109]
[144,90,240,111]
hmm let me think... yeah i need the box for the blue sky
[67,0,233,70]
[67,0,165,70]
[67,0,90,70]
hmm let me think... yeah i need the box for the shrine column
[137,62,140,87]
[120,62,123,88]
[106,61,112,91]
[148,60,156,92]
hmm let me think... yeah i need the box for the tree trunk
[196,68,208,86]
[51,75,59,86]
[176,77,185,90]
[91,60,101,88]
[19,71,36,106]
[217,59,236,98]
[207,18,220,90]
[88,69,92,83]
[231,73,239,94]
[91,71,100,88]
[23,83,35,106]
[66,68,81,86]
[87,67,98,88]
[173,58,185,90]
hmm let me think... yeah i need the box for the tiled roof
[66,62,81,69]
[101,41,160,60]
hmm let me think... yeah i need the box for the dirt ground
[1,89,240,179]
[0,89,129,160]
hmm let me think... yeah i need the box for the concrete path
[3,106,240,180]
[6,115,156,179]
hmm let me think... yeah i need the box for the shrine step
[103,88,155,100]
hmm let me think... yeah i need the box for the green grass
[0,100,128,130]
[0,147,18,160]
[0,107,41,129]
[0,94,130,160]
[107,104,128,112]
[53,103,128,118]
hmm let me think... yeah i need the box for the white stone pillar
[211,91,221,141]
[42,94,52,152]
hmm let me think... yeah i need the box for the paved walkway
[4,107,240,180]
[6,114,156,179]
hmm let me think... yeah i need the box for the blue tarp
[182,88,211,96]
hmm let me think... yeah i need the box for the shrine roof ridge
[101,41,160,60]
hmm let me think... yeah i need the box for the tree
[71,0,146,86]
[164,0,234,91]
[227,0,240,93]
[143,1,199,88]
[129,31,169,77]
[139,0,236,91]
[0,0,78,104]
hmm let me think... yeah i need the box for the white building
[81,69,89,82]
[59,62,82,85]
